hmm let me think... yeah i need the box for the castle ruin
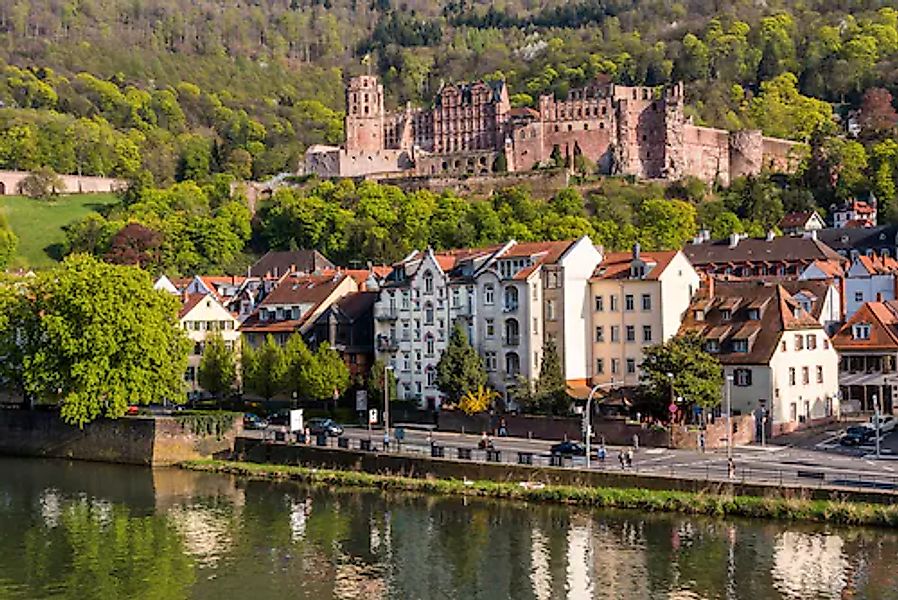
[303,75,801,186]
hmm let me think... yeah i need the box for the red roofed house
[778,211,826,235]
[178,293,241,400]
[832,198,877,229]
[680,280,839,436]
[831,300,898,415]
[240,271,358,348]
[589,245,700,390]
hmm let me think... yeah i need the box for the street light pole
[725,374,733,460]
[384,363,394,442]
[874,393,881,459]
[584,378,615,469]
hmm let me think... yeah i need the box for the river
[0,457,896,599]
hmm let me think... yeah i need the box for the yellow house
[179,293,241,398]
[589,246,700,388]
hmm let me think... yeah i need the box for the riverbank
[182,459,898,528]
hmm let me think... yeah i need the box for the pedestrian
[618,449,625,469]
[626,448,633,468]
[304,427,311,445]
[699,432,706,453]
[498,417,508,437]
[727,457,736,480]
[598,445,606,465]
[427,430,434,447]
[479,431,489,450]
[383,429,390,451]
[632,433,639,450]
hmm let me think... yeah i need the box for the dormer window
[705,340,719,353]
[747,308,760,321]
[260,309,269,322]
[732,339,749,353]
[720,309,731,321]
[852,323,871,340]
[694,309,705,322]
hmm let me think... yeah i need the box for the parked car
[307,418,344,437]
[840,425,877,446]
[243,413,269,430]
[550,440,588,456]
[869,415,897,433]
[267,411,290,427]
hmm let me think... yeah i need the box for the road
[247,424,898,492]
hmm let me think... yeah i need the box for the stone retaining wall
[0,409,241,466]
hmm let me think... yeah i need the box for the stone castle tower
[345,75,385,153]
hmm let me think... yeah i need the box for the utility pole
[584,378,615,469]
[384,363,394,445]
[725,374,733,460]
[874,393,881,459]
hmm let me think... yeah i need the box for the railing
[376,337,399,351]
[375,309,399,321]
[503,335,520,346]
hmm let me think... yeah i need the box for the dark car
[267,411,290,427]
[243,413,269,430]
[550,440,587,456]
[840,425,875,446]
[307,418,344,437]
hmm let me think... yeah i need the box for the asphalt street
[248,424,898,492]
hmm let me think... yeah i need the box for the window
[414,319,421,341]
[694,309,705,322]
[546,300,556,321]
[855,291,864,303]
[532,285,538,301]
[424,302,434,325]
[486,318,495,337]
[643,325,652,342]
[747,309,760,320]
[401,291,411,309]
[426,367,436,387]
[504,286,519,311]
[452,288,461,308]
[734,368,752,386]
[505,352,520,376]
[781,340,787,352]
[504,318,520,345]
[816,365,824,383]
[705,340,719,353]
[185,366,195,382]
[794,334,804,351]
[641,294,651,311]
[800,366,809,385]
[424,271,433,294]
[403,354,410,371]
[595,326,604,342]
[732,339,749,353]
[610,295,619,311]
[484,284,495,305]
[425,334,435,356]
[807,335,817,350]
[485,351,497,371]
[532,318,539,335]
[720,309,731,321]
[823,338,830,350]
[626,358,636,374]
[625,294,634,311]
[596,358,604,374]
[611,326,620,342]
[852,323,871,340]
[789,367,796,385]
[611,358,620,374]
[595,295,604,311]
[626,325,635,342]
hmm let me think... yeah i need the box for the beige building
[179,293,241,399]
[681,280,840,436]
[589,246,700,388]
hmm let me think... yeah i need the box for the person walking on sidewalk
[618,449,626,469]
[626,447,634,469]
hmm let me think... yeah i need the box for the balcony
[375,308,399,321]
[503,335,520,346]
[502,302,519,313]
[376,336,399,352]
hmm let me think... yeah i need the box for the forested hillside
[1,0,898,185]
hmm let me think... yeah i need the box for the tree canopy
[0,254,190,426]
[197,332,238,402]
[436,322,487,407]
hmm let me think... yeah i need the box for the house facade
[830,301,898,415]
[179,293,241,399]
[680,280,839,436]
[589,247,700,388]
[373,238,602,409]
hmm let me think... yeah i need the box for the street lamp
[725,374,734,460]
[666,372,674,447]
[873,393,881,459]
[584,378,615,469]
[384,363,394,445]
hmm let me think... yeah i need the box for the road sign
[356,390,368,412]
[289,409,304,433]
[368,408,378,425]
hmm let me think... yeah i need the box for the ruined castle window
[600,122,605,129]
[568,124,573,131]
[364,93,369,102]
[584,124,589,130]
[554,125,559,132]
[632,90,637,100]
[641,134,647,141]
[364,106,369,115]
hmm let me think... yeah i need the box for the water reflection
[0,458,897,600]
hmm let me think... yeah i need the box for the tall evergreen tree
[241,335,286,401]
[198,331,237,404]
[282,333,314,404]
[436,322,487,406]
[533,338,570,415]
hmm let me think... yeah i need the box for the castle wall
[416,150,498,177]
[762,137,804,173]
[614,91,667,179]
[682,125,731,186]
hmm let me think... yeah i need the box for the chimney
[181,290,189,304]
[810,229,818,241]
[707,275,715,300]
[728,233,740,249]
[632,242,641,260]
[766,230,775,242]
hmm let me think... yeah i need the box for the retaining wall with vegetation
[0,409,241,466]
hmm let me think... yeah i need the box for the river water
[0,457,897,599]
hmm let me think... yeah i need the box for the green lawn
[0,193,119,269]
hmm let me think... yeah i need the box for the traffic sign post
[368,408,378,440]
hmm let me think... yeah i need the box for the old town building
[304,75,800,185]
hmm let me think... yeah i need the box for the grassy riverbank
[182,459,898,528]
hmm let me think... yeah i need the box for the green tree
[639,332,723,421]
[528,338,570,415]
[17,166,63,199]
[0,211,17,269]
[302,342,350,406]
[637,198,697,250]
[436,322,487,407]
[241,335,286,401]
[368,358,397,407]
[197,331,237,403]
[2,254,190,426]
[282,333,314,404]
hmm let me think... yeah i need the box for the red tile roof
[178,293,209,319]
[240,272,351,333]
[831,301,898,351]
[778,211,818,229]
[591,250,678,281]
